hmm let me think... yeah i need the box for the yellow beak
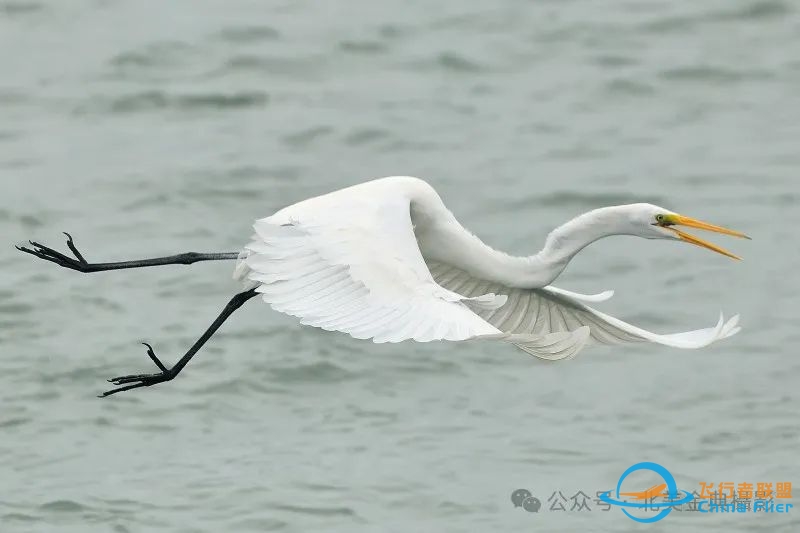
[661,214,750,260]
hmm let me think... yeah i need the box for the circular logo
[598,462,694,523]
[521,495,541,513]
[510,488,532,508]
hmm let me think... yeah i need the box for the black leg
[100,288,260,397]
[16,233,239,272]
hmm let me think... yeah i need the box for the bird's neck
[408,180,629,289]
[420,206,628,289]
[523,207,627,286]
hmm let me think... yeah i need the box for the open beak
[659,214,751,260]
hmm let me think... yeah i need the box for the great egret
[17,176,749,397]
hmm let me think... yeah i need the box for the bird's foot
[100,343,176,397]
[16,233,92,272]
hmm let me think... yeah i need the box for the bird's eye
[655,214,665,223]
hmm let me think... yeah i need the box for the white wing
[428,261,740,359]
[234,186,589,357]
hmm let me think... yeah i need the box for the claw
[33,241,72,262]
[63,232,87,264]
[108,371,160,383]
[99,382,155,397]
[100,342,176,397]
[17,234,92,272]
[142,342,168,372]
[100,371,173,397]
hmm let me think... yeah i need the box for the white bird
[18,176,749,397]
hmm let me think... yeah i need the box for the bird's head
[625,203,750,259]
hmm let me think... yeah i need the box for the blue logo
[598,462,694,523]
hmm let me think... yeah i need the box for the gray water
[2,1,799,532]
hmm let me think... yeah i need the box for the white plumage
[234,176,742,361]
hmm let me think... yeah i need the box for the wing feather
[236,190,506,344]
[427,261,740,354]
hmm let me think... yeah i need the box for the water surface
[2,1,799,532]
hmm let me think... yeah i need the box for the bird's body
[233,176,741,360]
[17,175,749,395]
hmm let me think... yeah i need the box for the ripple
[120,192,180,212]
[603,78,655,96]
[591,54,639,68]
[720,0,790,21]
[338,40,389,54]
[292,481,349,493]
[71,295,124,312]
[0,302,35,314]
[2,512,40,523]
[343,128,390,146]
[664,273,696,287]
[346,405,399,426]
[109,41,195,69]
[641,14,698,34]
[218,54,325,77]
[437,52,482,72]
[0,2,43,15]
[222,164,274,181]
[269,361,355,384]
[77,90,268,114]
[378,23,407,39]
[272,503,359,518]
[659,65,763,84]
[0,417,30,428]
[216,25,281,44]
[642,1,791,34]
[410,52,483,73]
[281,126,334,148]
[700,430,738,446]
[39,500,86,513]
